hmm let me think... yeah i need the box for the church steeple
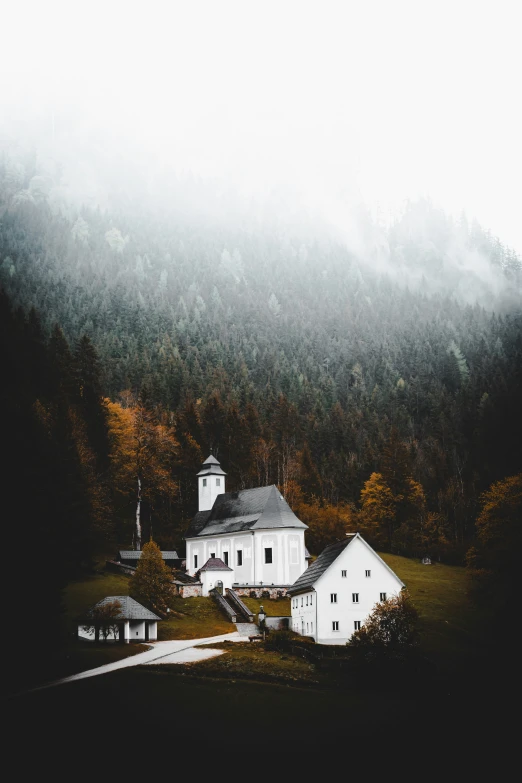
[197,454,226,511]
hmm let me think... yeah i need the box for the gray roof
[288,536,357,595]
[288,533,405,595]
[185,485,308,538]
[89,596,161,621]
[199,557,233,572]
[196,454,227,477]
[119,550,179,561]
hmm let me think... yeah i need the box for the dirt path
[29,631,243,692]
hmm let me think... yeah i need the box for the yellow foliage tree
[107,395,178,550]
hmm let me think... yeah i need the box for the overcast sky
[1,0,521,253]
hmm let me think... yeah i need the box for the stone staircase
[211,587,255,624]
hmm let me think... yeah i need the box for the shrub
[264,629,297,652]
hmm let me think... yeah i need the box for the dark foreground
[6,652,515,768]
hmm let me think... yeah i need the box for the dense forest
[1,145,521,604]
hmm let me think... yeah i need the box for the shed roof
[89,596,161,621]
[199,557,233,572]
[185,485,307,538]
[118,550,179,561]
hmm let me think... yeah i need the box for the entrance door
[215,580,224,595]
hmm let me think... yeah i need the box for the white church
[184,454,405,644]
[185,455,308,591]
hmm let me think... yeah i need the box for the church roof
[88,596,161,621]
[287,536,357,595]
[199,557,233,572]
[185,485,308,539]
[196,454,227,477]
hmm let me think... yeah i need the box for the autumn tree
[358,472,395,549]
[107,394,178,549]
[466,473,522,617]
[130,539,173,616]
[350,591,419,649]
[81,599,122,642]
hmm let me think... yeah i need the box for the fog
[1,0,521,265]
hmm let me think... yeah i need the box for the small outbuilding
[197,557,235,597]
[78,595,161,643]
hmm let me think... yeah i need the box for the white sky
[1,0,521,252]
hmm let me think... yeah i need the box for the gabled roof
[199,557,233,572]
[119,550,179,561]
[197,454,227,477]
[288,533,405,595]
[288,536,356,595]
[89,596,161,621]
[185,485,307,538]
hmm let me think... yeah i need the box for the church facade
[185,455,308,590]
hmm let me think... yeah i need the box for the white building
[78,595,161,642]
[185,455,308,589]
[198,557,235,597]
[288,533,405,645]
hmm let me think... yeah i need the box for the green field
[378,552,482,669]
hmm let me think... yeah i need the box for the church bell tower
[197,454,226,511]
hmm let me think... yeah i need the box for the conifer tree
[130,539,173,616]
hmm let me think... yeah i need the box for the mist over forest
[1,131,521,564]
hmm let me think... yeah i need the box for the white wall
[186,528,307,586]
[200,568,235,597]
[291,535,404,645]
[198,474,225,511]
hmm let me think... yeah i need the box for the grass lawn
[151,639,317,685]
[158,596,233,639]
[378,552,482,669]
[241,596,291,616]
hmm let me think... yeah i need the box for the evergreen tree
[130,539,174,616]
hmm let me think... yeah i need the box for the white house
[185,455,308,590]
[288,533,405,645]
[78,595,161,642]
[198,557,235,597]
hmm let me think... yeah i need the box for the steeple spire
[197,455,226,511]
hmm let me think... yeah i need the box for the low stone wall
[233,585,290,599]
[179,583,202,598]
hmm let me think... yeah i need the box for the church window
[306,596,308,605]
[330,593,337,603]
[237,550,243,566]
[203,479,207,487]
[311,622,313,633]
[341,570,347,577]
[354,621,361,630]
[223,551,229,566]
[216,478,220,486]
[307,623,309,633]
[210,552,215,559]
[310,595,312,605]
[352,593,359,603]
[332,621,339,631]
[380,592,387,601]
[301,597,303,607]
[365,570,371,577]
[264,547,273,564]
[194,555,198,569]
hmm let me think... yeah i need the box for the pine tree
[130,539,173,616]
